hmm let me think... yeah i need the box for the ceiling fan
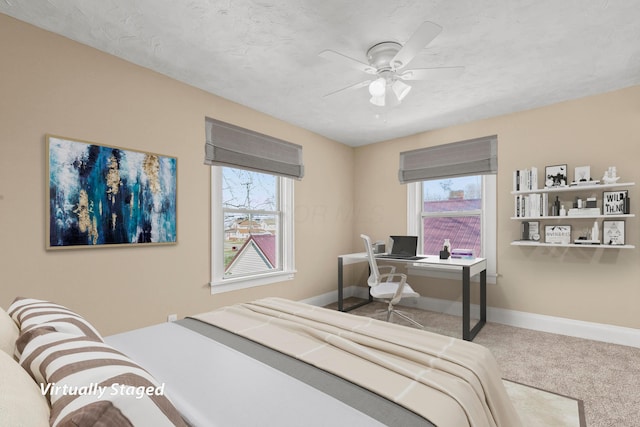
[319,21,464,107]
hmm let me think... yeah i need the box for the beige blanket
[192,298,522,427]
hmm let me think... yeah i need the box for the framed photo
[573,166,591,183]
[47,135,177,249]
[522,221,540,241]
[545,164,567,188]
[545,225,571,244]
[603,190,629,215]
[603,220,625,245]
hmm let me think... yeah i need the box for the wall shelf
[511,182,635,195]
[511,241,635,249]
[510,214,635,220]
[511,170,634,248]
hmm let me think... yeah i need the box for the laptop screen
[389,236,418,256]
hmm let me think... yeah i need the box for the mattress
[106,298,521,427]
[106,320,422,426]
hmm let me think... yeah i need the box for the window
[421,175,482,256]
[205,117,302,294]
[400,135,497,282]
[211,166,295,293]
[407,174,496,282]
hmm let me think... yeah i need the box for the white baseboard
[300,290,343,308]
[486,305,640,349]
[301,286,640,349]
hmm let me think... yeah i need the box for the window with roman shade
[398,135,497,184]
[205,117,304,180]
[205,117,300,293]
[404,135,498,283]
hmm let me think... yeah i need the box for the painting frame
[544,164,568,188]
[521,221,540,241]
[545,225,571,245]
[602,190,629,215]
[602,220,625,246]
[46,134,177,249]
[528,221,540,241]
[573,166,591,184]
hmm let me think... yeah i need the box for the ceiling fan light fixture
[320,21,461,109]
[368,77,386,97]
[391,79,412,102]
[369,94,386,107]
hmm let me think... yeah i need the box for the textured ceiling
[2,0,640,146]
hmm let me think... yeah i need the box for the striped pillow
[8,298,102,358]
[19,329,187,427]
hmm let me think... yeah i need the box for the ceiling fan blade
[399,66,465,81]
[391,21,442,70]
[323,79,372,98]
[319,50,377,75]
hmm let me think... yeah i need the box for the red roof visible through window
[250,234,276,266]
[225,233,276,273]
[422,199,481,256]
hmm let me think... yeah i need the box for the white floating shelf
[511,214,635,220]
[511,182,635,195]
[510,241,635,249]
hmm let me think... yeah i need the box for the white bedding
[106,322,386,427]
[193,298,521,427]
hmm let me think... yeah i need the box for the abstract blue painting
[47,135,177,248]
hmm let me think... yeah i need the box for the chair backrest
[360,234,380,287]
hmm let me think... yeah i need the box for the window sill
[210,270,296,295]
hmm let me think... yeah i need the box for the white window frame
[210,167,295,294]
[407,174,496,283]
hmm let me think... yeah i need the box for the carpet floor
[326,299,640,427]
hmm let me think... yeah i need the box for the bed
[2,297,522,427]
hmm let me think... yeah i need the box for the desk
[337,253,487,341]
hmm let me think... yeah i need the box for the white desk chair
[360,234,423,328]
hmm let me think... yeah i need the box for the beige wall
[3,14,639,335]
[355,85,640,329]
[0,15,355,335]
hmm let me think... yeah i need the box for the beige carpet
[327,299,640,427]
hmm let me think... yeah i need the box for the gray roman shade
[398,135,497,184]
[205,117,304,180]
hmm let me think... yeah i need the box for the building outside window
[222,167,279,276]
[421,175,482,256]
[211,166,295,293]
[408,174,496,281]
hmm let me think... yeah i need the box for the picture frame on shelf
[522,221,540,241]
[574,166,590,183]
[545,164,567,188]
[603,190,629,215]
[570,165,598,186]
[602,220,625,245]
[545,225,571,244]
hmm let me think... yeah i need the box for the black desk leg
[462,267,470,340]
[464,267,487,341]
[338,257,344,311]
[480,269,487,323]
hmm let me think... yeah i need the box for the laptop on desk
[375,236,425,260]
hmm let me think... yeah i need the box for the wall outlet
[167,314,177,322]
